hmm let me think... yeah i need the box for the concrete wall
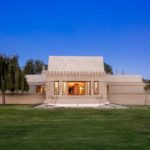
[1,81,149,105]
[28,85,36,93]
[0,93,45,104]
[46,73,107,104]
[108,94,150,105]
[106,75,142,83]
[108,84,144,94]
[45,96,104,105]
[108,83,150,105]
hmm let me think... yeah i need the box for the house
[26,56,146,106]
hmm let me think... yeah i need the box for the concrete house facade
[25,56,147,106]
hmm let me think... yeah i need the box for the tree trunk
[2,91,6,105]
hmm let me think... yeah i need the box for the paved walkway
[35,103,129,109]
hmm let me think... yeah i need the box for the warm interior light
[67,82,85,95]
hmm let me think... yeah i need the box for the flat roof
[26,74,46,84]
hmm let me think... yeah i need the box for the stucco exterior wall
[28,85,36,93]
[24,56,146,106]
[48,56,105,73]
[0,93,45,104]
[45,73,148,105]
[45,81,54,101]
[107,83,145,94]
[107,83,150,105]
[45,96,105,105]
[99,82,107,101]
[45,72,107,104]
[106,75,142,83]
[108,94,150,105]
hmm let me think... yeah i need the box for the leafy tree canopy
[143,79,150,83]
[24,59,47,74]
[0,54,29,104]
[104,63,113,75]
[144,80,150,92]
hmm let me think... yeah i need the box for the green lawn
[0,105,150,150]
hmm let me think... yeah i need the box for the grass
[0,105,150,150]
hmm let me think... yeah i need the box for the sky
[0,0,150,78]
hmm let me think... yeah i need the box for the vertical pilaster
[99,81,107,103]
[45,81,53,103]
[85,82,88,95]
[59,81,63,95]
[91,81,94,95]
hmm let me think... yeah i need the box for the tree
[144,80,150,105]
[24,59,35,74]
[0,54,28,104]
[7,55,20,92]
[0,54,9,104]
[104,63,113,75]
[34,60,45,74]
[24,59,47,74]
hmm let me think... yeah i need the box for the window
[54,81,59,95]
[86,82,91,95]
[94,81,99,95]
[67,82,86,95]
[36,86,45,94]
[63,81,92,95]
[63,82,67,95]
